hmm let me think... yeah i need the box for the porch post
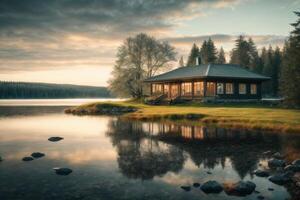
[203,80,207,97]
[191,80,194,99]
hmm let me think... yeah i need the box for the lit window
[206,82,216,96]
[181,82,192,96]
[251,84,257,94]
[194,81,204,96]
[239,84,246,94]
[226,83,233,94]
[152,84,162,94]
[164,84,169,94]
[217,83,224,94]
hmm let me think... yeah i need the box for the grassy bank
[65,100,300,133]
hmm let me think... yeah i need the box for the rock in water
[224,181,256,196]
[269,172,292,185]
[22,157,34,161]
[292,159,300,166]
[273,152,284,159]
[0,156,2,162]
[284,165,300,172]
[193,183,200,187]
[31,152,45,158]
[180,186,191,191]
[268,158,286,168]
[200,180,223,193]
[53,167,73,175]
[254,169,269,177]
[257,195,265,199]
[48,137,64,142]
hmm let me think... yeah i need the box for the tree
[280,11,300,106]
[272,47,282,96]
[187,43,200,66]
[200,38,218,64]
[217,47,226,64]
[262,46,274,95]
[179,56,184,67]
[108,33,176,98]
[230,35,251,68]
[248,38,260,71]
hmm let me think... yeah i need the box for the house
[144,63,270,102]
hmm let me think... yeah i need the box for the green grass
[65,100,300,133]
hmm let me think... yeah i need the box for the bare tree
[108,33,176,98]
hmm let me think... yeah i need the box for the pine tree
[217,47,226,64]
[272,47,282,96]
[262,46,274,96]
[230,35,251,68]
[179,56,184,67]
[187,43,201,66]
[201,38,218,64]
[248,38,260,71]
[280,11,300,106]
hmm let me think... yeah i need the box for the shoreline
[64,100,300,133]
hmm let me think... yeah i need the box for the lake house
[144,63,270,102]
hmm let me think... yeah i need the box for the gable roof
[145,64,270,82]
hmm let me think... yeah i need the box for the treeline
[182,36,282,97]
[0,81,111,99]
[182,11,300,106]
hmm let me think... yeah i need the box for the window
[206,82,216,96]
[251,84,257,94]
[239,83,246,94]
[181,82,192,96]
[164,84,169,94]
[217,83,224,94]
[152,84,162,94]
[226,83,233,94]
[194,81,204,96]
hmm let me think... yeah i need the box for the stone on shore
[48,137,64,142]
[224,181,256,196]
[22,157,34,161]
[268,158,286,168]
[31,152,45,158]
[254,169,269,177]
[180,186,191,191]
[284,164,300,172]
[273,152,284,159]
[53,167,73,175]
[292,159,300,166]
[200,180,223,193]
[193,183,200,187]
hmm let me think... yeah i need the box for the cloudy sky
[0,0,298,86]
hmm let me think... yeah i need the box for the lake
[0,99,299,200]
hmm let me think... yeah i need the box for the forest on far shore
[0,81,111,99]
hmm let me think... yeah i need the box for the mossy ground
[65,99,300,133]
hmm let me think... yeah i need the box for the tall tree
[230,35,251,68]
[217,47,226,64]
[108,33,176,98]
[187,43,200,66]
[201,38,218,64]
[262,46,274,95]
[280,11,300,106]
[272,47,282,96]
[179,56,184,67]
[248,38,260,71]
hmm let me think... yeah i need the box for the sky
[0,0,299,86]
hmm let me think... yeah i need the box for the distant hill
[0,81,112,99]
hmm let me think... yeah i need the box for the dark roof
[145,64,270,82]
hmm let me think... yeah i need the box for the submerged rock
[269,172,292,185]
[268,158,286,168]
[53,167,73,175]
[31,152,45,158]
[254,169,269,177]
[224,181,256,196]
[200,180,223,193]
[48,137,64,142]
[193,183,200,187]
[292,159,300,166]
[257,195,265,199]
[180,186,191,192]
[273,152,284,159]
[263,150,272,155]
[22,157,34,161]
[284,164,300,172]
[268,188,274,191]
[0,156,2,162]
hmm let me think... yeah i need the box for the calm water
[0,100,299,200]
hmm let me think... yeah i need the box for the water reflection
[0,106,299,200]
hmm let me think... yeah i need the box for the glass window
[164,84,169,94]
[206,82,216,96]
[226,83,233,94]
[152,84,162,94]
[194,81,204,96]
[251,84,257,94]
[239,83,246,94]
[217,83,224,94]
[181,82,192,96]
